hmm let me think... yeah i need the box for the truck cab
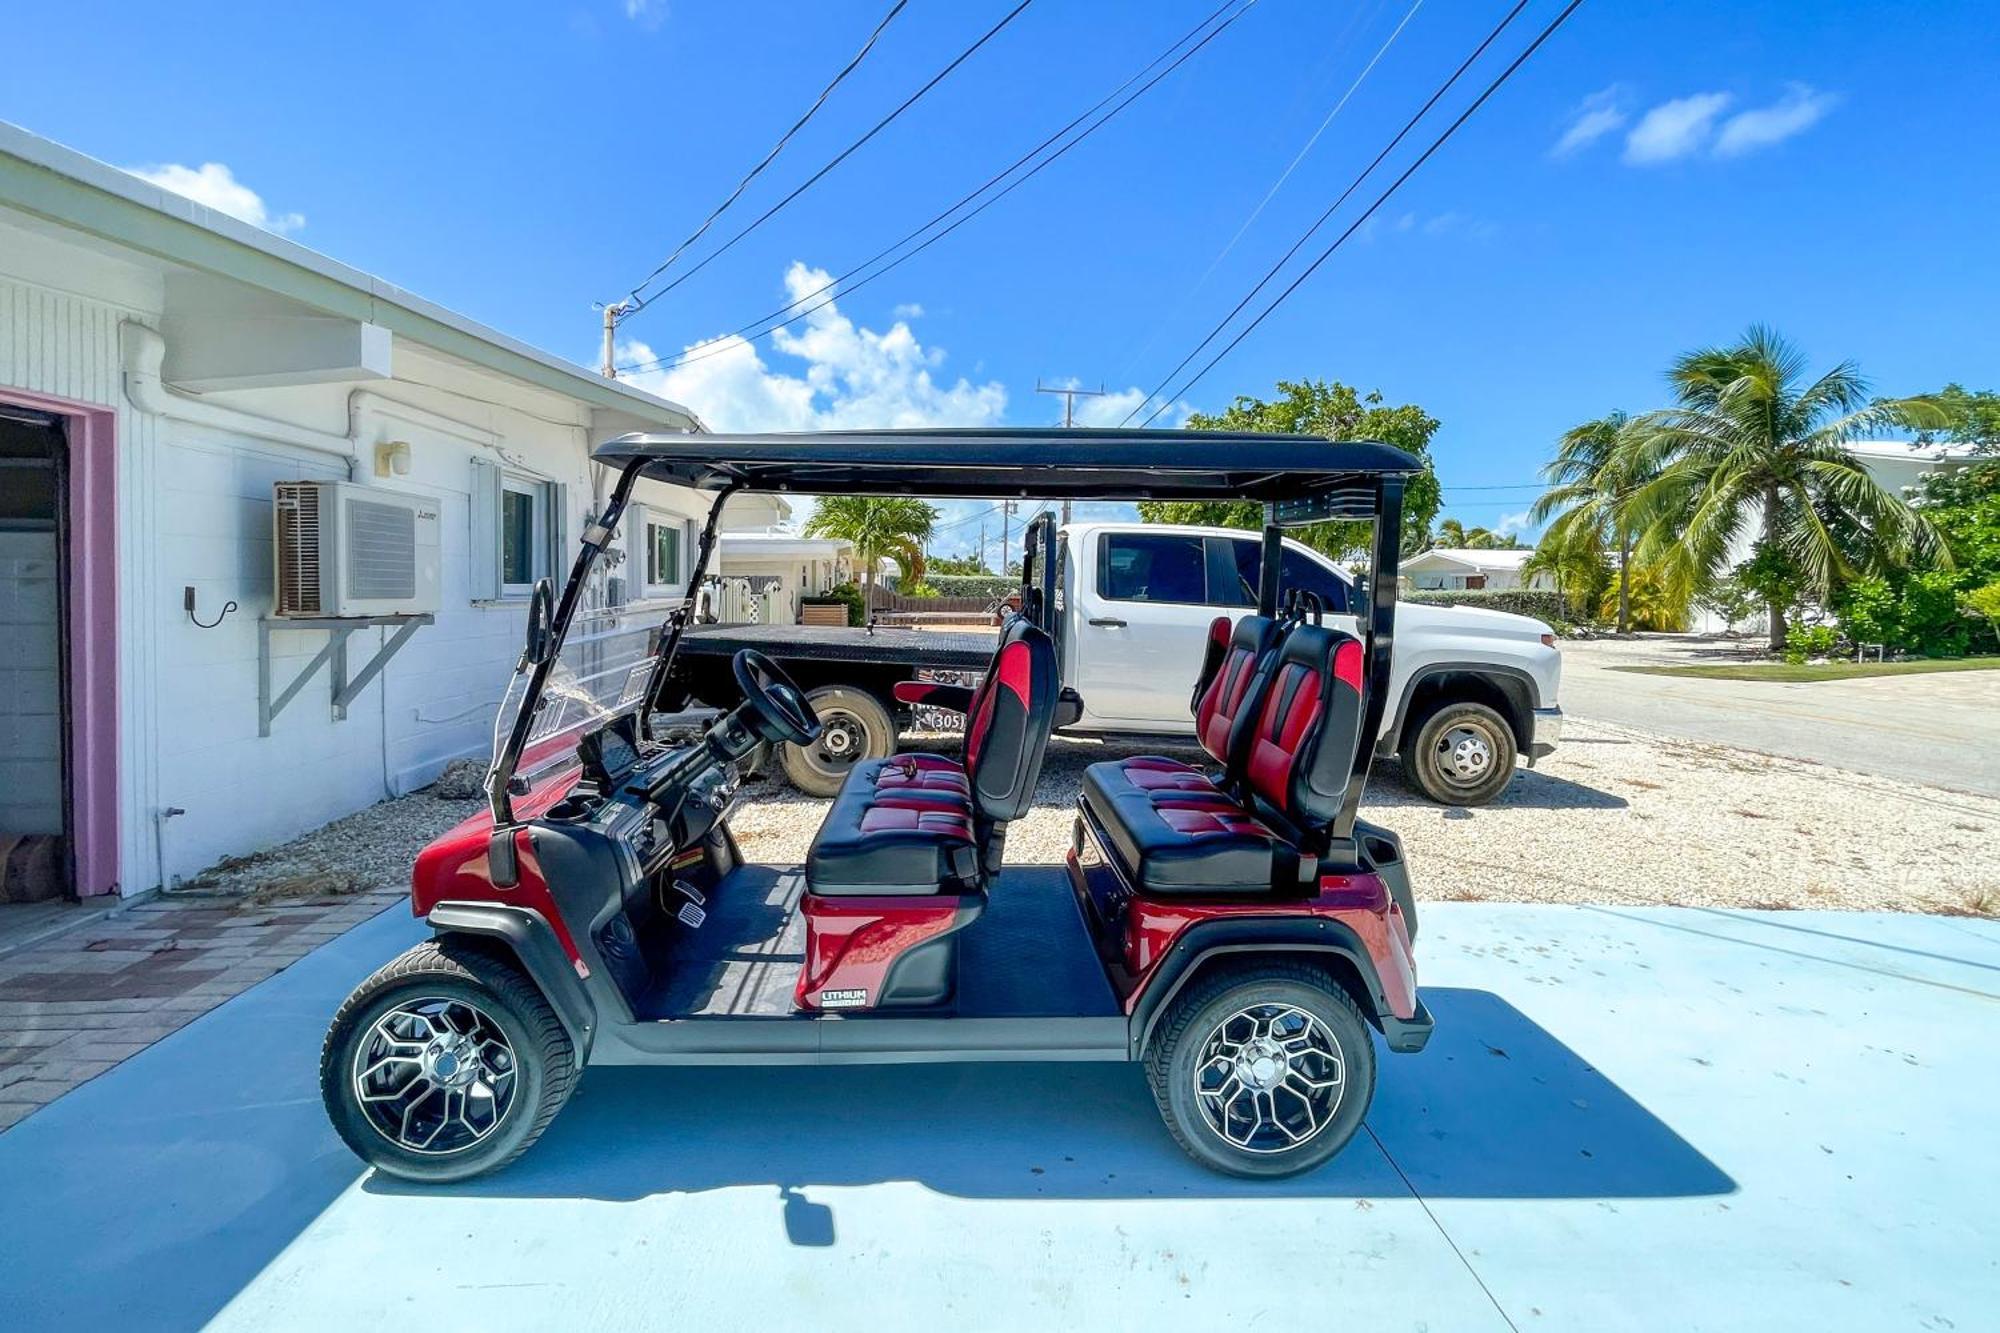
[1061,523,1563,805]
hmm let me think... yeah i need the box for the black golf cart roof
[593,427,1421,502]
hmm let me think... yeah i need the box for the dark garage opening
[0,405,68,904]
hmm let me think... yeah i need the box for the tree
[1136,379,1442,560]
[1623,326,1949,650]
[802,496,939,593]
[1531,412,1647,631]
[927,552,992,576]
[1919,383,2000,453]
[1523,520,1611,620]
[1434,518,1467,548]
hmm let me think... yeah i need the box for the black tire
[320,938,576,1183]
[1145,962,1376,1178]
[779,685,896,797]
[1401,700,1517,806]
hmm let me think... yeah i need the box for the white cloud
[1552,86,1627,157]
[126,161,304,234]
[1714,84,1838,157]
[1493,509,1536,539]
[891,302,925,320]
[619,262,1006,432]
[1622,92,1733,164]
[623,0,667,29]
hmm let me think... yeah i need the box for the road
[1557,635,2000,796]
[4,901,1996,1331]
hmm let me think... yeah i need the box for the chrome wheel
[1434,722,1495,786]
[1192,1003,1345,1154]
[350,996,518,1155]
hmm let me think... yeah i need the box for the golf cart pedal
[672,878,706,907]
[677,901,707,929]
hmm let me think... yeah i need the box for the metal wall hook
[184,585,238,630]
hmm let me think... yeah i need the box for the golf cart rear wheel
[1145,963,1375,1178]
[320,939,576,1183]
[1402,700,1517,806]
[779,685,895,797]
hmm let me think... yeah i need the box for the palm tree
[1624,327,1948,650]
[1531,411,1644,631]
[1434,518,1467,548]
[803,496,939,597]
[1522,520,1611,620]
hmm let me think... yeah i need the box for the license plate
[913,667,982,732]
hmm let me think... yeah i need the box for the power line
[617,0,1256,377]
[1123,0,1536,427]
[621,0,1036,317]
[612,1,909,309]
[1114,0,1425,383]
[1138,0,1585,424]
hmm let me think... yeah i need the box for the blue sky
[7,0,1996,557]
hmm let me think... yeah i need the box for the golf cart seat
[1080,617,1366,896]
[807,618,1058,895]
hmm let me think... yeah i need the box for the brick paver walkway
[0,889,401,1130]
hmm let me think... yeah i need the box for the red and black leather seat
[1079,617,1366,895]
[806,618,1059,895]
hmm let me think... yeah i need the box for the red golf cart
[320,428,1432,1182]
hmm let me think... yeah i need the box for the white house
[0,121,713,903]
[1400,547,1549,593]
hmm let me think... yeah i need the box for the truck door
[1071,530,1218,728]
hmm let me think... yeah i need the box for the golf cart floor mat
[643,864,807,1019]
[640,863,1119,1020]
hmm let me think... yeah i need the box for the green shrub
[925,573,1017,598]
[902,581,942,599]
[1783,623,1839,664]
[1404,589,1569,625]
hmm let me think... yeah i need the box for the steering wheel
[731,649,824,746]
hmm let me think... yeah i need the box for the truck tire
[779,685,896,797]
[1145,961,1376,1178]
[1401,700,1517,806]
[321,938,576,1184]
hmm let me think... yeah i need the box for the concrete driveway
[1557,636,2000,796]
[4,901,1995,1331]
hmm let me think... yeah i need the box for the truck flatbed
[679,623,996,670]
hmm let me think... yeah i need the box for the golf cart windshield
[484,427,1422,823]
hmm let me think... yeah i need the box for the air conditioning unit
[274,480,441,617]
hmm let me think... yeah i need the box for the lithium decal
[820,988,869,1009]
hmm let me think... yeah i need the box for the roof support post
[1334,476,1405,839]
[1256,505,1284,617]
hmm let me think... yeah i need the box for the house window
[648,520,682,588]
[500,476,550,595]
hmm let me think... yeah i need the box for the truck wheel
[779,685,896,797]
[321,939,576,1184]
[1402,700,1517,806]
[1145,962,1376,1178]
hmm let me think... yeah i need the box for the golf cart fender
[1127,916,1432,1058]
[427,902,596,1058]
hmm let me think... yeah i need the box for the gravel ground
[731,720,2000,917]
[176,720,1997,918]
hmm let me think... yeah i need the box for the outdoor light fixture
[375,439,413,477]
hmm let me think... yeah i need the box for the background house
[0,122,710,902]
[1401,547,1549,592]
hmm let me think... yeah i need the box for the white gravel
[730,720,2000,917]
[175,721,1998,919]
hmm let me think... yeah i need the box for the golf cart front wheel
[320,939,576,1183]
[1145,963,1376,1178]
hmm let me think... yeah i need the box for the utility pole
[1038,379,1105,524]
[1000,499,1019,571]
[600,300,631,378]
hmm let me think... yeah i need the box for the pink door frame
[3,387,119,898]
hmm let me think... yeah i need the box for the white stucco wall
[1,212,707,892]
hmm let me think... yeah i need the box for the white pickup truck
[1057,522,1563,805]
[670,520,1562,806]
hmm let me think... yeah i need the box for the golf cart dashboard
[542,716,746,874]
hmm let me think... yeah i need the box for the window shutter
[625,502,649,586]
[547,481,570,583]
[469,457,501,601]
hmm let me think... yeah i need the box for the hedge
[924,573,1018,598]
[1403,589,1571,624]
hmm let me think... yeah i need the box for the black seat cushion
[1081,759,1279,895]
[807,757,979,895]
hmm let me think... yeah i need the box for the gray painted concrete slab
[1557,637,2000,796]
[3,901,1995,1331]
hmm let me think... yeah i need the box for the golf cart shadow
[367,987,1732,1206]
[1376,762,1630,812]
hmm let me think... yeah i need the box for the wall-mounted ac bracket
[258,614,434,737]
